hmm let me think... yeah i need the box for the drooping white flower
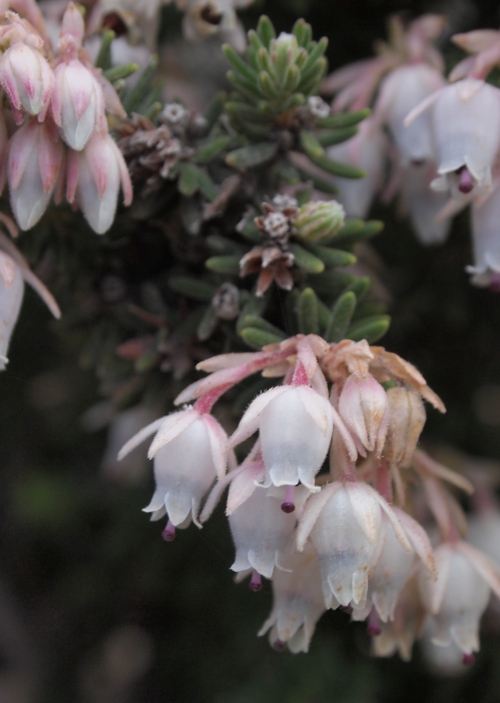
[229,484,309,579]
[258,541,325,653]
[327,118,387,219]
[230,384,350,490]
[376,64,445,166]
[399,163,452,246]
[0,250,24,370]
[297,481,412,609]
[418,541,500,656]
[406,79,500,198]
[118,407,228,528]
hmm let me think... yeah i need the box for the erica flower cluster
[119,334,500,660]
[0,0,132,234]
[322,14,500,287]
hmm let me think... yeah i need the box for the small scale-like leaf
[236,296,267,333]
[282,64,301,92]
[299,130,325,159]
[289,244,325,273]
[122,55,158,112]
[317,126,358,147]
[103,63,139,83]
[317,298,331,332]
[326,291,357,342]
[258,71,277,99]
[223,44,259,84]
[227,71,261,101]
[168,276,216,301]
[316,108,371,129]
[205,255,240,274]
[346,315,391,344]
[298,288,319,335]
[178,162,198,197]
[203,91,227,133]
[333,218,365,241]
[225,101,273,124]
[197,304,219,341]
[195,136,232,164]
[309,153,366,179]
[225,142,278,170]
[257,15,276,48]
[305,244,356,267]
[292,18,312,48]
[295,166,338,195]
[240,327,283,349]
[344,276,371,302]
[95,30,115,70]
[195,168,218,200]
[238,315,286,339]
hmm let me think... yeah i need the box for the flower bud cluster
[0,1,132,234]
[118,333,500,660]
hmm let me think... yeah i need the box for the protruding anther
[272,639,286,652]
[462,653,475,666]
[162,519,176,542]
[457,166,474,194]
[367,608,381,636]
[281,485,296,513]
[249,569,263,592]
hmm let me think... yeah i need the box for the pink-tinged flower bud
[467,185,500,287]
[229,485,309,579]
[66,132,133,234]
[338,373,388,456]
[258,541,325,653]
[384,387,426,468]
[0,42,54,123]
[0,250,24,370]
[230,385,343,491]
[418,541,500,655]
[52,59,106,151]
[327,118,387,219]
[376,64,445,166]
[297,482,411,609]
[8,118,64,230]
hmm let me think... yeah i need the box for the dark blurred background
[4,0,500,701]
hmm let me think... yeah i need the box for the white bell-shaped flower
[229,485,308,578]
[327,118,387,218]
[230,384,341,490]
[467,184,500,287]
[258,541,325,653]
[354,509,435,623]
[297,481,412,608]
[377,64,444,166]
[418,541,500,655]
[0,250,24,370]
[118,407,228,528]
[407,79,500,197]
[400,163,451,246]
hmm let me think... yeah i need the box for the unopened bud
[338,372,388,456]
[384,387,426,468]
[293,200,345,243]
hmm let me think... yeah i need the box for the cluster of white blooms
[0,0,132,235]
[322,15,500,287]
[119,334,500,661]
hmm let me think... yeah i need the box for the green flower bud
[293,200,345,243]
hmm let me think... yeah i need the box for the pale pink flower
[372,576,425,661]
[258,541,325,653]
[230,384,348,491]
[181,0,248,51]
[406,79,500,198]
[418,541,500,656]
[338,372,388,457]
[376,64,445,166]
[297,481,412,608]
[0,40,54,123]
[118,407,228,530]
[66,132,133,234]
[327,118,387,218]
[0,250,23,370]
[8,118,64,231]
[51,2,107,151]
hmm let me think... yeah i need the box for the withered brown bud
[384,387,426,468]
